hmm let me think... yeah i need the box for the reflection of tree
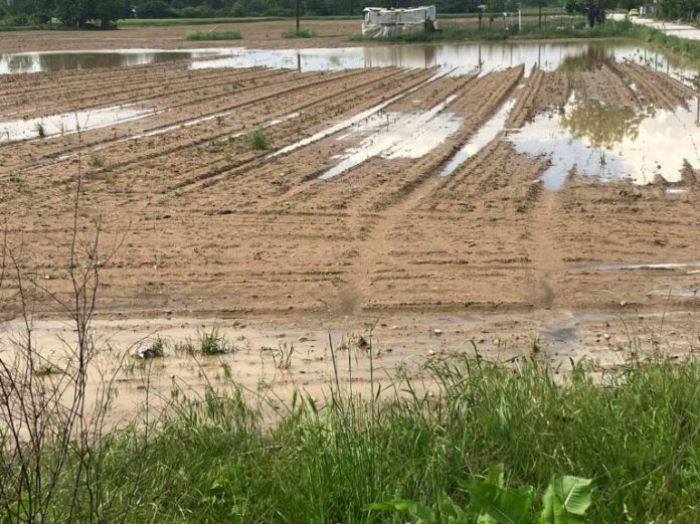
[558,45,614,74]
[561,98,653,149]
[7,55,35,74]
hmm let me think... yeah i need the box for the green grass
[282,27,316,38]
[627,23,700,63]
[248,128,269,150]
[8,352,700,522]
[184,29,241,41]
[34,121,46,138]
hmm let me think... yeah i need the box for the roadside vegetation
[184,29,241,40]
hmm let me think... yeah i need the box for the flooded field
[1,35,700,415]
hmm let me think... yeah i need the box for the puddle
[189,42,694,78]
[0,105,154,142]
[579,261,700,271]
[272,70,449,158]
[648,287,700,298]
[440,97,516,176]
[319,95,463,179]
[3,42,696,83]
[508,94,700,187]
[0,48,234,75]
[540,325,578,343]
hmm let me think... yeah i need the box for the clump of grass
[9,171,24,189]
[248,128,269,150]
[33,363,62,376]
[184,29,241,41]
[282,28,316,38]
[198,327,230,355]
[89,154,107,169]
[135,337,166,359]
[34,121,46,138]
[174,328,231,356]
[271,343,295,369]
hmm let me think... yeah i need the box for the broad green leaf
[465,481,535,524]
[366,500,436,522]
[552,476,592,516]
[540,477,592,524]
[486,464,506,488]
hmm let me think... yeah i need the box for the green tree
[563,0,610,26]
[94,0,124,27]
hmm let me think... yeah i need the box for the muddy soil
[0,17,546,54]
[1,34,699,422]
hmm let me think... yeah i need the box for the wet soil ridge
[1,48,699,317]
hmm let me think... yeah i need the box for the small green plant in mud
[184,29,241,41]
[9,171,24,189]
[198,327,231,355]
[249,128,269,150]
[135,337,166,359]
[33,363,63,377]
[369,465,593,524]
[271,342,295,369]
[89,154,107,169]
[174,328,231,356]
[282,28,316,38]
[34,121,46,138]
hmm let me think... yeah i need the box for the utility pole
[296,0,300,31]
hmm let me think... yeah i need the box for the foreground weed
[370,464,593,523]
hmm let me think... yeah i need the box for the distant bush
[184,29,241,40]
[282,27,317,38]
[137,0,174,19]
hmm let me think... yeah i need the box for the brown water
[0,48,231,74]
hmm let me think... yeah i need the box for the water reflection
[0,49,232,74]
[1,43,697,82]
[509,94,699,187]
[0,105,153,142]
[561,98,652,149]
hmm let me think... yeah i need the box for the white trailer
[362,6,438,38]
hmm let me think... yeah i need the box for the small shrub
[282,28,316,38]
[184,29,241,41]
[34,121,46,138]
[248,129,269,150]
[9,171,24,189]
[89,154,107,168]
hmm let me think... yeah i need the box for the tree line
[4,0,693,28]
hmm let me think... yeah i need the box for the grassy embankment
[4,343,699,522]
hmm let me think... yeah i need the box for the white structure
[362,6,438,38]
